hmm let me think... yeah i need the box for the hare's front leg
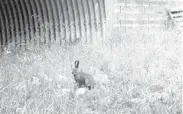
[74,83,79,90]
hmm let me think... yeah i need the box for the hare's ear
[74,60,79,68]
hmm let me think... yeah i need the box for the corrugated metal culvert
[0,0,106,52]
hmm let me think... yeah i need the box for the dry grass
[0,27,182,114]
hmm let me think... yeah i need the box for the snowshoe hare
[72,60,95,90]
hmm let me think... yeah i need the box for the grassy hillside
[0,28,182,114]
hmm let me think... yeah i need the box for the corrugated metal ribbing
[18,0,26,48]
[30,0,39,46]
[0,0,106,52]
[35,0,43,44]
[14,0,24,48]
[19,0,29,47]
[4,1,12,44]
[0,9,4,52]
[75,0,82,40]
[83,0,90,43]
[0,2,8,48]
[9,0,18,47]
[59,0,65,45]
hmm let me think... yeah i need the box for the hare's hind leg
[88,84,95,90]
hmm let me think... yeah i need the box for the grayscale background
[0,0,182,114]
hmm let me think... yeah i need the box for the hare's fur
[72,61,95,90]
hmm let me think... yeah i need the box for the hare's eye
[72,69,78,74]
